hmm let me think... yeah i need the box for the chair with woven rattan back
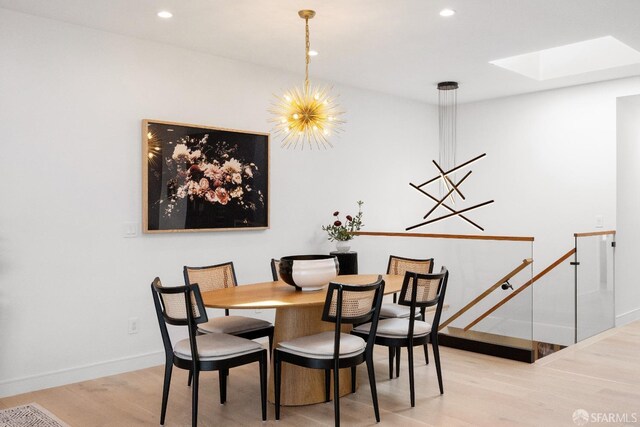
[183,262,274,351]
[151,278,267,426]
[274,276,385,426]
[382,255,434,377]
[352,268,449,407]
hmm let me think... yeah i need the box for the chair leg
[388,347,394,379]
[423,343,429,365]
[187,369,192,387]
[395,347,401,378]
[366,355,381,422]
[219,369,227,404]
[351,366,357,393]
[407,345,415,407]
[333,361,341,427]
[325,370,331,402]
[160,361,172,425]
[274,353,281,420]
[259,352,267,421]
[268,329,274,357]
[191,369,199,427]
[432,334,444,394]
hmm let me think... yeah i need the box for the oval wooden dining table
[200,274,403,406]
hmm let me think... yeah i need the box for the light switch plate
[123,222,138,238]
[595,215,604,228]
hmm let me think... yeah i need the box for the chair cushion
[379,303,418,318]
[198,315,272,334]
[277,331,366,359]
[353,318,432,338]
[174,332,262,361]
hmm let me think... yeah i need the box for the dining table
[200,273,404,406]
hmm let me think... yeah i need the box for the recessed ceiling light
[157,11,173,19]
[308,50,318,57]
[490,36,640,81]
[439,9,455,17]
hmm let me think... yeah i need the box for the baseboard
[616,307,640,326]
[0,351,164,399]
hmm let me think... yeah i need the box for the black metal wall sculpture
[407,153,494,231]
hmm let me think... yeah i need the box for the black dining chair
[381,255,434,378]
[270,258,281,281]
[352,268,449,407]
[150,278,267,426]
[184,262,274,352]
[274,276,385,426]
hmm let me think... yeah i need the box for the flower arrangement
[322,201,364,242]
[162,135,264,217]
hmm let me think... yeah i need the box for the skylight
[490,36,640,81]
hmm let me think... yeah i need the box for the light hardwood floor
[2,321,639,426]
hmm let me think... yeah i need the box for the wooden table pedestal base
[267,305,354,406]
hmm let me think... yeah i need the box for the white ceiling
[2,0,640,104]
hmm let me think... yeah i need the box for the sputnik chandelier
[270,10,344,149]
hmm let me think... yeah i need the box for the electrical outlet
[128,317,139,334]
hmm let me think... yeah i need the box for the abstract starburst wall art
[407,153,494,231]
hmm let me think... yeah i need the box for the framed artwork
[143,119,269,233]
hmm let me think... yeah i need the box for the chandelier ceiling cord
[269,10,345,150]
[438,81,458,198]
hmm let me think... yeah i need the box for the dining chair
[381,255,434,378]
[352,268,449,407]
[274,276,385,426]
[270,258,281,281]
[150,278,267,426]
[184,262,274,352]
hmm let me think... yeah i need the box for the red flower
[346,215,353,221]
[334,220,342,226]
[333,211,339,216]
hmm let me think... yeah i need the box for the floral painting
[143,120,269,232]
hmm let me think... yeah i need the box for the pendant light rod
[299,10,315,92]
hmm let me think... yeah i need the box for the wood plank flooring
[1,321,639,426]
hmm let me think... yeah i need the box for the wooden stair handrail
[438,258,533,331]
[352,231,534,242]
[574,230,616,238]
[464,248,576,331]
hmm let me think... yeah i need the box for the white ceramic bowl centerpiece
[279,255,339,291]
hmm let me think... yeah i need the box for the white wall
[616,94,640,325]
[0,8,437,397]
[455,78,640,343]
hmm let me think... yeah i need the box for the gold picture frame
[143,119,270,233]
